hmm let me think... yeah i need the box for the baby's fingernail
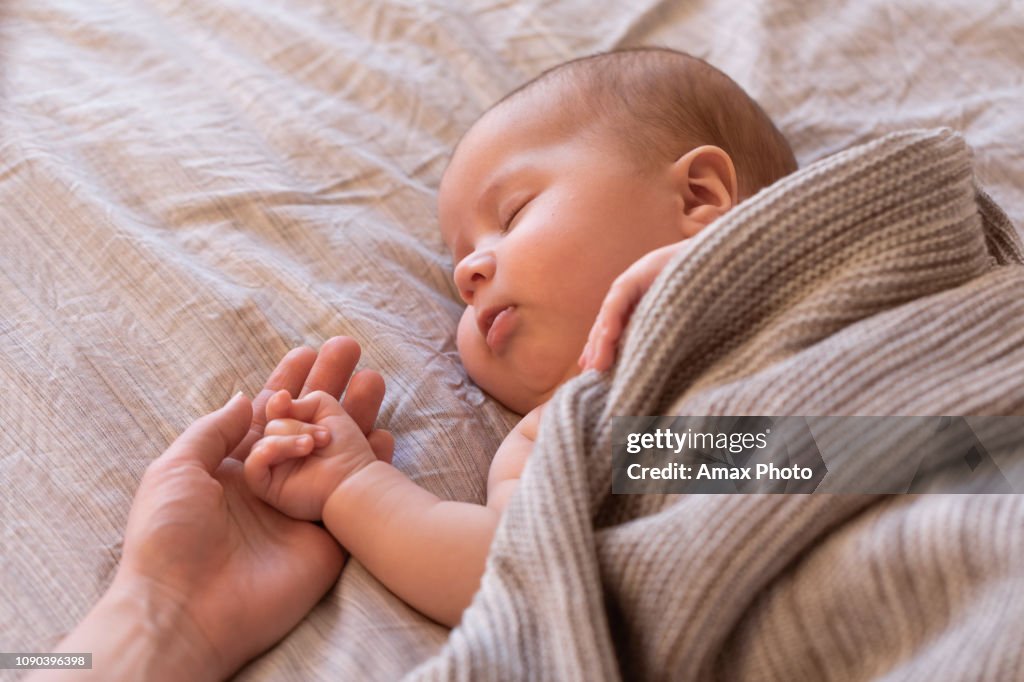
[313,429,330,446]
[297,435,312,449]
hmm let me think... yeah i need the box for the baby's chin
[455,317,585,414]
[487,381,549,415]
[464,363,546,415]
[460,350,581,415]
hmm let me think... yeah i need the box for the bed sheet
[1,1,1021,679]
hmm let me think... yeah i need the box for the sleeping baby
[243,47,797,627]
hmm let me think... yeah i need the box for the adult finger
[166,393,253,474]
[299,336,361,399]
[367,429,395,464]
[228,345,318,462]
[252,345,318,425]
[341,369,386,435]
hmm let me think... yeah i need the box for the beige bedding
[1,1,1022,680]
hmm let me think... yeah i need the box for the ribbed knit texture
[407,129,1024,681]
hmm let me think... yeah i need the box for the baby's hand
[245,389,380,520]
[578,240,693,372]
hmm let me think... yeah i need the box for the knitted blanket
[409,129,1024,681]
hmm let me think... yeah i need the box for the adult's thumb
[164,392,253,474]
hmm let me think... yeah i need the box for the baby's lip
[476,304,511,338]
[484,306,518,353]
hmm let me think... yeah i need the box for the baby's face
[438,94,690,414]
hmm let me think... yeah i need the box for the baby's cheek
[455,312,513,396]
[455,311,487,382]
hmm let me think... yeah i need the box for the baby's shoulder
[487,402,547,490]
[509,402,546,442]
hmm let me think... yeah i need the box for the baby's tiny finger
[257,434,316,466]
[266,413,329,440]
[577,341,590,369]
[266,389,293,421]
[592,328,618,372]
[582,315,605,367]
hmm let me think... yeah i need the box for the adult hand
[246,389,384,521]
[33,337,392,681]
[228,337,395,464]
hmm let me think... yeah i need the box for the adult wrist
[28,573,224,682]
[97,573,223,682]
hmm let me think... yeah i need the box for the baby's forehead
[440,99,552,191]
[438,88,624,244]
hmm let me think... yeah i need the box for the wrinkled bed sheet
[1,1,1021,679]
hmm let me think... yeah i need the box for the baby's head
[439,47,797,414]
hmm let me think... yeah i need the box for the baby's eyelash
[501,200,528,233]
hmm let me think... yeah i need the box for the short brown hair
[492,47,797,200]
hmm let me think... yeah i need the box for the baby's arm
[325,406,541,626]
[247,391,542,628]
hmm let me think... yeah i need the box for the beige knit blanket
[409,129,1024,680]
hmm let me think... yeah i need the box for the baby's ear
[671,145,738,236]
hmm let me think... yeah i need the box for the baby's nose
[454,252,496,304]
